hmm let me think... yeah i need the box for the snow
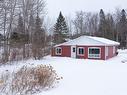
[89,36,120,45]
[56,36,120,46]
[0,49,127,95]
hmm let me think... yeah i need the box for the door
[105,46,108,59]
[71,46,76,58]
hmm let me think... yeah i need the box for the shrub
[0,65,61,95]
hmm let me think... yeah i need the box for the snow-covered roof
[56,36,120,46]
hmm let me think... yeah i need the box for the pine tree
[32,14,45,59]
[118,9,127,48]
[98,9,107,37]
[105,14,115,40]
[53,12,69,45]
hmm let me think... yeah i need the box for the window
[77,47,84,56]
[55,47,62,55]
[73,48,76,52]
[88,47,101,58]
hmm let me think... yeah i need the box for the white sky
[46,0,127,18]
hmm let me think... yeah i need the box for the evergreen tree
[32,14,45,59]
[119,9,127,48]
[53,12,69,45]
[98,10,116,40]
[98,9,107,37]
[105,14,115,40]
[118,9,127,48]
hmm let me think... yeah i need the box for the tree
[117,9,127,48]
[32,14,45,59]
[98,9,107,37]
[72,11,99,38]
[0,0,46,63]
[105,14,115,40]
[17,14,25,34]
[114,8,121,42]
[85,12,99,36]
[1,0,11,63]
[73,11,85,37]
[53,12,69,45]
[66,16,73,39]
[10,14,28,43]
[10,14,29,59]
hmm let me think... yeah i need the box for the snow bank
[0,50,127,95]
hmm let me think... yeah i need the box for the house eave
[54,44,120,47]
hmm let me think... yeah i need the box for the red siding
[51,46,71,57]
[71,45,105,60]
[51,45,118,60]
[84,46,105,60]
[105,46,118,60]
[61,46,71,57]
[108,46,113,59]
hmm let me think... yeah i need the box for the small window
[73,48,76,52]
[55,47,62,55]
[88,47,101,58]
[77,47,84,55]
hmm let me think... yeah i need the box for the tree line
[0,0,127,63]
[53,9,127,49]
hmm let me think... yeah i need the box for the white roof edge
[55,44,119,47]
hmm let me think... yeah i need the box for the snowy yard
[0,49,127,95]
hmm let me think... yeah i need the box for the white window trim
[55,47,62,55]
[88,47,101,58]
[77,47,85,56]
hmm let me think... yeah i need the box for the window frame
[55,47,62,55]
[88,47,101,58]
[77,47,85,56]
[73,47,76,52]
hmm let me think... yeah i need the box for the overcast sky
[46,0,127,18]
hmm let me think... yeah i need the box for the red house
[51,36,120,60]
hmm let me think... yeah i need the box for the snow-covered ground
[0,49,127,95]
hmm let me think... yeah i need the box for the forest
[0,0,127,63]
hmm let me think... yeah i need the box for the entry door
[105,46,108,59]
[71,46,76,58]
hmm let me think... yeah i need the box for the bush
[0,65,61,95]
